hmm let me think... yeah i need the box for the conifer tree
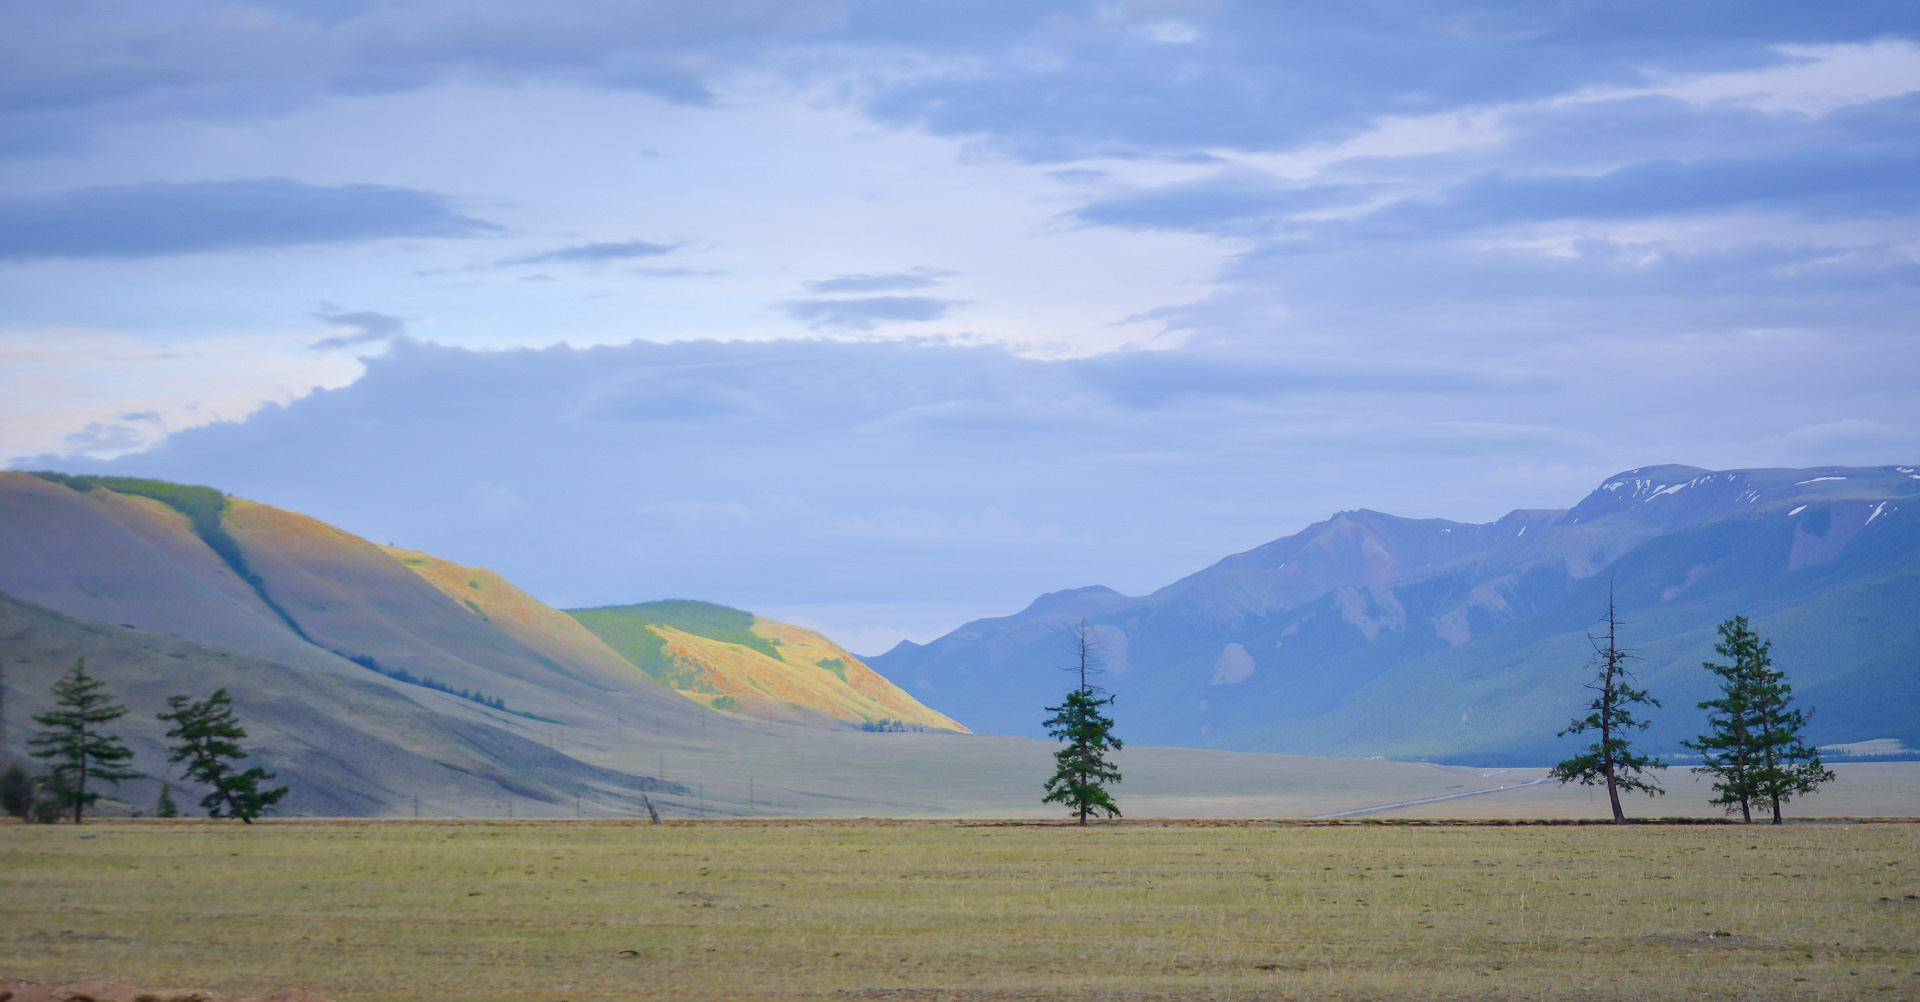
[1745,633,1833,824]
[158,689,288,823]
[1684,616,1833,824]
[155,781,181,818]
[1549,590,1665,823]
[1684,616,1765,822]
[29,659,142,823]
[1042,622,1123,825]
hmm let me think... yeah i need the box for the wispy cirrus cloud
[803,266,955,293]
[310,306,414,351]
[500,238,681,266]
[783,295,962,332]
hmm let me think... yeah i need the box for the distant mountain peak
[868,462,1920,758]
[1016,584,1130,618]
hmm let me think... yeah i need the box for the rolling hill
[866,465,1920,763]
[0,471,962,816]
[568,600,965,732]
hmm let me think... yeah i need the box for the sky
[4,1,1919,653]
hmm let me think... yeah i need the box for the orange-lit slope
[381,546,657,691]
[567,599,968,732]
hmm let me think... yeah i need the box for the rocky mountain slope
[867,465,1920,763]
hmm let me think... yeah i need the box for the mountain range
[866,465,1920,764]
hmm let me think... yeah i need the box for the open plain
[4,819,1919,1001]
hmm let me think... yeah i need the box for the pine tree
[158,689,288,823]
[1041,622,1123,825]
[1684,616,1766,822]
[1548,590,1666,823]
[1745,634,1833,824]
[156,781,181,818]
[29,659,143,823]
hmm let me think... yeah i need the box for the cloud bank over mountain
[4,2,1919,646]
[30,334,1917,652]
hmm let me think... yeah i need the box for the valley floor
[4,818,1918,1001]
[290,716,1920,821]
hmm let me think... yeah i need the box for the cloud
[1071,174,1376,234]
[31,331,1918,624]
[10,0,1914,165]
[7,2,1920,644]
[310,307,414,351]
[502,239,681,266]
[860,4,1920,160]
[0,325,363,460]
[0,179,497,259]
[1353,149,1920,238]
[803,267,955,293]
[783,296,962,331]
[0,1,851,152]
[62,420,153,455]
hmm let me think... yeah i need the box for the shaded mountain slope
[1254,491,1920,764]
[0,473,344,674]
[569,600,967,732]
[0,592,682,817]
[868,464,1920,760]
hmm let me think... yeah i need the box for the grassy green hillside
[569,601,967,731]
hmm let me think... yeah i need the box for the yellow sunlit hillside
[387,552,966,733]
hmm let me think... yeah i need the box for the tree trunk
[1605,766,1624,823]
[1761,719,1782,826]
[74,749,87,824]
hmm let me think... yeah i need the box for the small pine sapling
[0,760,33,821]
[156,781,181,818]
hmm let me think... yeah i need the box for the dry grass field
[4,819,1918,1001]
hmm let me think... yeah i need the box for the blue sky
[4,1,1919,652]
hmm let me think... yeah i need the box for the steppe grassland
[4,820,1918,1001]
